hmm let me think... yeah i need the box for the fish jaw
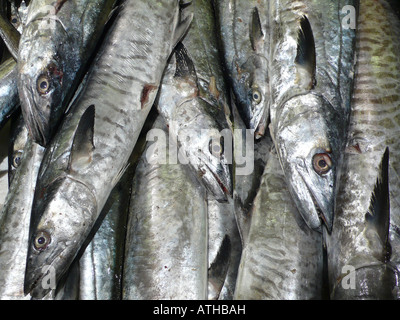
[24,177,97,298]
[273,94,342,232]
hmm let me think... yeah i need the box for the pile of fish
[0,0,399,300]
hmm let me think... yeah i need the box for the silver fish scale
[234,151,324,300]
[326,0,400,299]
[0,138,44,299]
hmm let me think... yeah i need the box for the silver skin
[0,58,18,130]
[157,0,233,202]
[18,0,117,146]
[207,195,242,300]
[122,116,208,300]
[268,0,357,232]
[234,150,324,300]
[79,159,133,300]
[325,0,400,299]
[24,0,192,299]
[0,137,44,300]
[213,0,269,139]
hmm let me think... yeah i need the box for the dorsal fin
[174,42,196,78]
[365,147,390,260]
[250,7,264,51]
[68,105,95,172]
[295,15,316,90]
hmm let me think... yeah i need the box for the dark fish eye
[33,230,51,251]
[37,75,51,95]
[209,137,224,156]
[251,88,262,104]
[312,153,332,175]
[12,151,23,168]
[11,17,18,24]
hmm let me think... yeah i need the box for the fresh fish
[0,58,18,131]
[79,155,134,300]
[24,0,192,299]
[18,0,117,146]
[122,116,208,300]
[0,137,44,300]
[234,150,325,300]
[7,111,28,185]
[157,0,233,202]
[268,0,358,232]
[213,0,270,139]
[325,0,400,299]
[0,9,20,60]
[207,195,242,300]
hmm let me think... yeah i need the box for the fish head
[234,54,269,139]
[18,24,68,147]
[172,111,233,202]
[274,94,343,232]
[24,176,97,299]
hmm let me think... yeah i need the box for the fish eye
[312,153,332,175]
[209,136,224,156]
[11,16,18,25]
[33,230,51,251]
[251,88,262,105]
[37,75,51,95]
[12,151,23,168]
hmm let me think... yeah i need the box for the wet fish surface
[24,0,192,299]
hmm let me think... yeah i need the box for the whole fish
[122,116,208,300]
[24,0,192,299]
[157,0,233,202]
[234,150,325,300]
[213,0,269,139]
[268,0,358,232]
[325,0,400,299]
[0,58,18,131]
[17,0,117,146]
[0,137,44,299]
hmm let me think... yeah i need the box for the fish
[268,0,358,232]
[207,195,242,300]
[7,111,28,185]
[122,116,208,300]
[17,0,118,146]
[0,9,20,60]
[24,0,192,299]
[0,137,44,300]
[325,0,400,299]
[156,0,233,202]
[234,150,325,300]
[213,0,270,139]
[0,58,18,131]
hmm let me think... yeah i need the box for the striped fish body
[326,0,400,299]
[234,151,324,300]
[122,116,208,300]
[24,0,192,299]
[268,0,358,232]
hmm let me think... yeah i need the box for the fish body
[213,0,269,138]
[18,0,117,146]
[122,116,208,300]
[0,58,18,130]
[0,137,44,299]
[268,0,358,232]
[157,0,233,202]
[325,0,400,299]
[234,150,324,300]
[24,0,192,299]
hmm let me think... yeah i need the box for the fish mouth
[289,168,334,233]
[19,78,49,147]
[201,162,232,202]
